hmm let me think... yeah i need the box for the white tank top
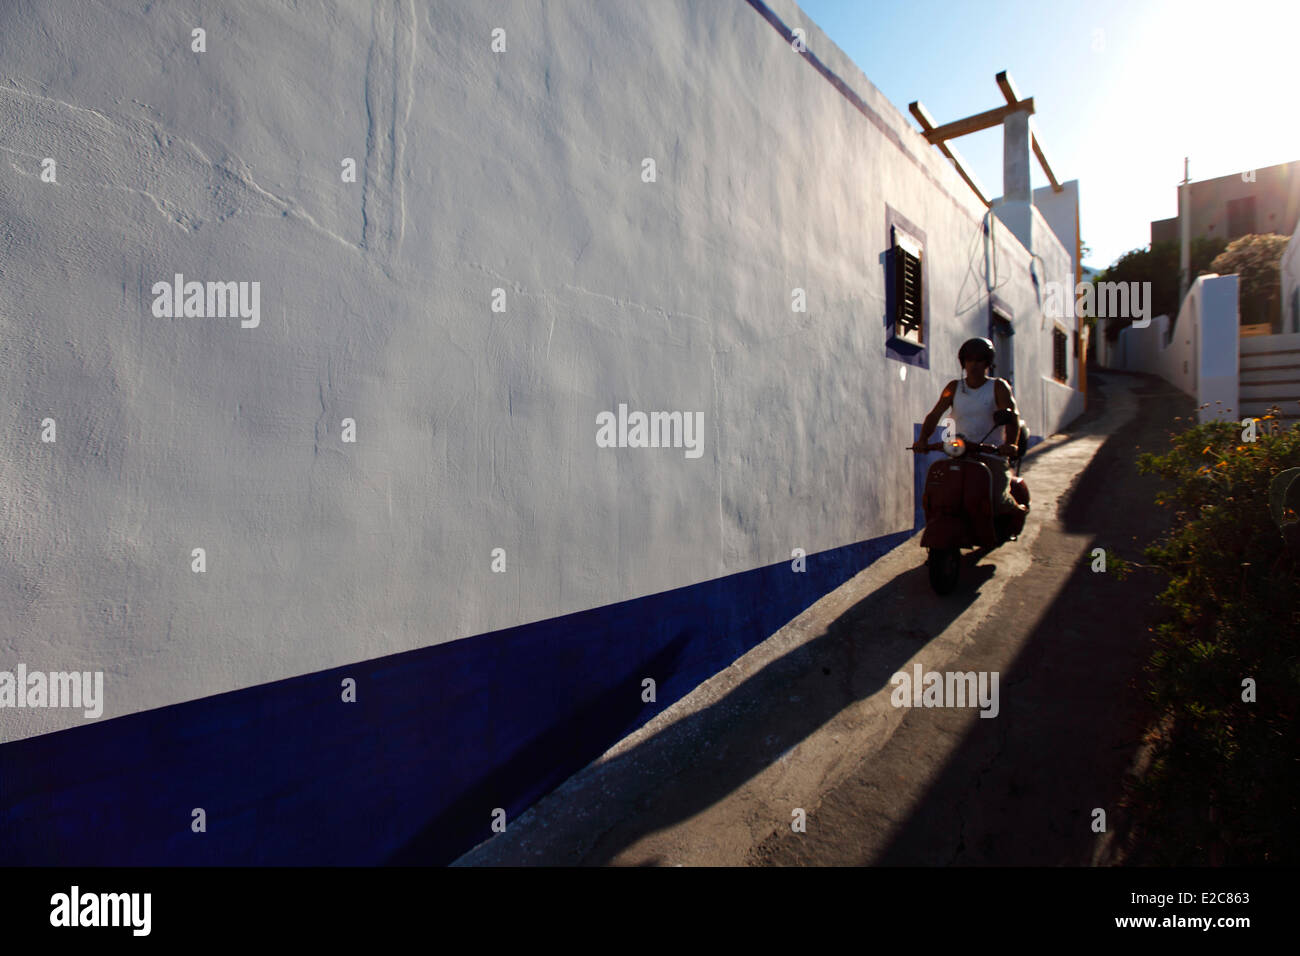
[950,377,999,444]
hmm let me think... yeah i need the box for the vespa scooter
[911,409,1031,595]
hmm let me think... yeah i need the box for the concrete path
[455,370,1191,866]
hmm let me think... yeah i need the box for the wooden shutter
[893,232,923,344]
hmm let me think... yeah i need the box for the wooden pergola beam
[1031,126,1061,192]
[919,97,1034,145]
[996,70,1062,192]
[995,70,1021,106]
[909,101,990,208]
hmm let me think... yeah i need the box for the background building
[1151,160,1300,245]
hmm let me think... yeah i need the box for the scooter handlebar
[907,441,1012,457]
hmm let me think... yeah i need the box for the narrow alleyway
[456,369,1190,866]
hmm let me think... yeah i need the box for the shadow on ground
[869,370,1192,864]
[461,370,1191,866]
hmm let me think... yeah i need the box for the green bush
[1120,410,1300,863]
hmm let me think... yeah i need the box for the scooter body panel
[920,457,998,549]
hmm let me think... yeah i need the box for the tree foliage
[1209,233,1290,329]
[1093,238,1226,341]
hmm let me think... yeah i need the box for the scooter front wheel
[927,547,961,595]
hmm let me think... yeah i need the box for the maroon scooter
[911,409,1031,594]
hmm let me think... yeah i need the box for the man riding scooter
[912,337,1022,512]
[910,337,1030,593]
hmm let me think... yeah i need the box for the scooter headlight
[942,437,965,458]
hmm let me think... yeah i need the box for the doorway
[991,305,1015,388]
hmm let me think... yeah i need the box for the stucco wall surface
[0,0,1077,742]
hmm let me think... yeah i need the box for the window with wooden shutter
[1053,326,1068,382]
[893,231,924,346]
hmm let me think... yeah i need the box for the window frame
[1051,323,1069,383]
[884,206,930,368]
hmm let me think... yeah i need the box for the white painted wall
[1199,277,1241,422]
[0,0,1079,741]
[986,197,1082,437]
[1113,314,1183,391]
[1032,180,1080,275]
[1093,323,1111,369]
[1112,275,1238,422]
[1030,205,1086,432]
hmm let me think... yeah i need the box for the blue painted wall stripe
[0,530,911,866]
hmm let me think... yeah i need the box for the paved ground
[455,369,1192,866]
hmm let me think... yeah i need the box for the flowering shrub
[1114,407,1299,863]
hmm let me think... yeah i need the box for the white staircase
[1239,333,1300,422]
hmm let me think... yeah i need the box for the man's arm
[915,380,957,449]
[994,379,1019,454]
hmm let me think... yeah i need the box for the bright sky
[792,0,1300,270]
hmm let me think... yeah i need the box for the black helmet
[958,337,995,368]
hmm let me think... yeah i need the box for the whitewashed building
[0,0,1081,864]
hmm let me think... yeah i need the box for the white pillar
[994,109,1034,251]
[1002,110,1031,203]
